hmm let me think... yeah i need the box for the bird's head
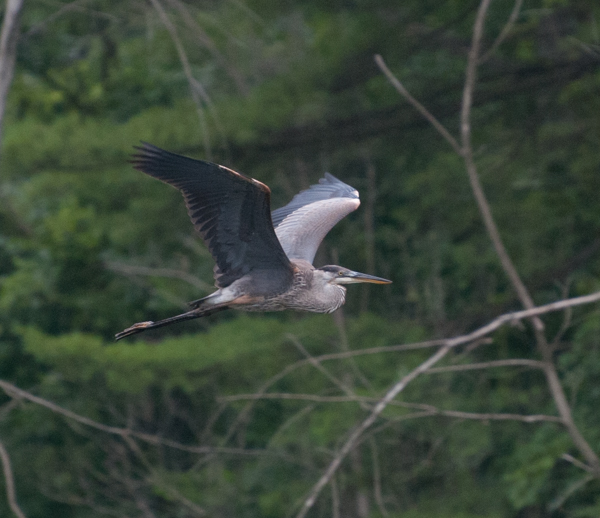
[317,265,392,285]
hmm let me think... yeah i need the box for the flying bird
[115,143,391,340]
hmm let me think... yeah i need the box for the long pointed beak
[337,270,392,285]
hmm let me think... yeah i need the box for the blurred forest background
[0,0,600,516]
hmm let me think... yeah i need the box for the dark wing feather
[272,173,360,264]
[132,143,293,288]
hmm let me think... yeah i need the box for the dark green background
[1,0,599,516]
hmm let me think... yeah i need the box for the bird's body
[115,144,391,340]
[221,260,347,314]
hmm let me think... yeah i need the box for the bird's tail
[115,305,229,341]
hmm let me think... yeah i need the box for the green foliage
[1,0,599,517]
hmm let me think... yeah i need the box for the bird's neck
[309,270,347,313]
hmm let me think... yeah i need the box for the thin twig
[165,0,249,95]
[433,409,561,423]
[123,435,207,516]
[105,261,213,292]
[23,0,116,38]
[221,392,562,424]
[0,0,24,159]
[551,283,573,347]
[460,0,544,329]
[479,0,524,63]
[0,439,27,518]
[296,0,600,508]
[331,475,340,518]
[286,334,372,411]
[220,392,416,408]
[267,405,315,448]
[332,309,374,391]
[549,472,595,511]
[295,344,452,518]
[369,437,389,518]
[374,54,462,155]
[223,290,600,445]
[0,379,292,461]
[561,453,595,474]
[148,0,213,158]
[458,0,600,475]
[426,358,545,373]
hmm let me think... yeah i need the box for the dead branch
[561,453,596,474]
[0,0,24,159]
[221,391,563,425]
[459,0,600,475]
[426,358,545,373]
[374,54,462,155]
[148,0,213,158]
[165,0,249,95]
[460,0,542,328]
[296,0,600,510]
[224,290,600,446]
[0,379,293,462]
[369,438,389,518]
[479,0,524,63]
[122,435,207,516]
[105,261,213,292]
[23,0,117,38]
[295,344,453,518]
[0,438,27,518]
[286,334,373,410]
[377,0,600,478]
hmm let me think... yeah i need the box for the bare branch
[148,0,214,158]
[224,290,600,445]
[479,0,524,64]
[433,409,562,424]
[220,392,420,409]
[461,0,600,476]
[0,0,24,159]
[296,338,569,518]
[267,405,315,448]
[549,472,596,511]
[332,309,374,390]
[426,358,545,374]
[286,334,372,410]
[551,282,573,347]
[369,438,389,518]
[0,438,27,518]
[459,0,598,472]
[374,54,462,155]
[164,0,249,95]
[23,0,117,38]
[295,344,452,518]
[542,361,600,474]
[123,435,207,516]
[561,453,596,474]
[296,0,600,506]
[331,476,340,518]
[0,379,292,461]
[460,0,544,329]
[105,261,213,292]
[221,391,563,425]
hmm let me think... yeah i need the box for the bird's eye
[338,271,344,276]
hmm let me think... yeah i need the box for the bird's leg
[115,306,229,341]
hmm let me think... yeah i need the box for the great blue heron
[115,143,391,340]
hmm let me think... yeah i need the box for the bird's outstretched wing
[131,143,293,288]
[271,173,360,264]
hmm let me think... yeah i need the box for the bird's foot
[115,321,154,341]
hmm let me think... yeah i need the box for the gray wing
[131,143,293,289]
[271,173,360,264]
